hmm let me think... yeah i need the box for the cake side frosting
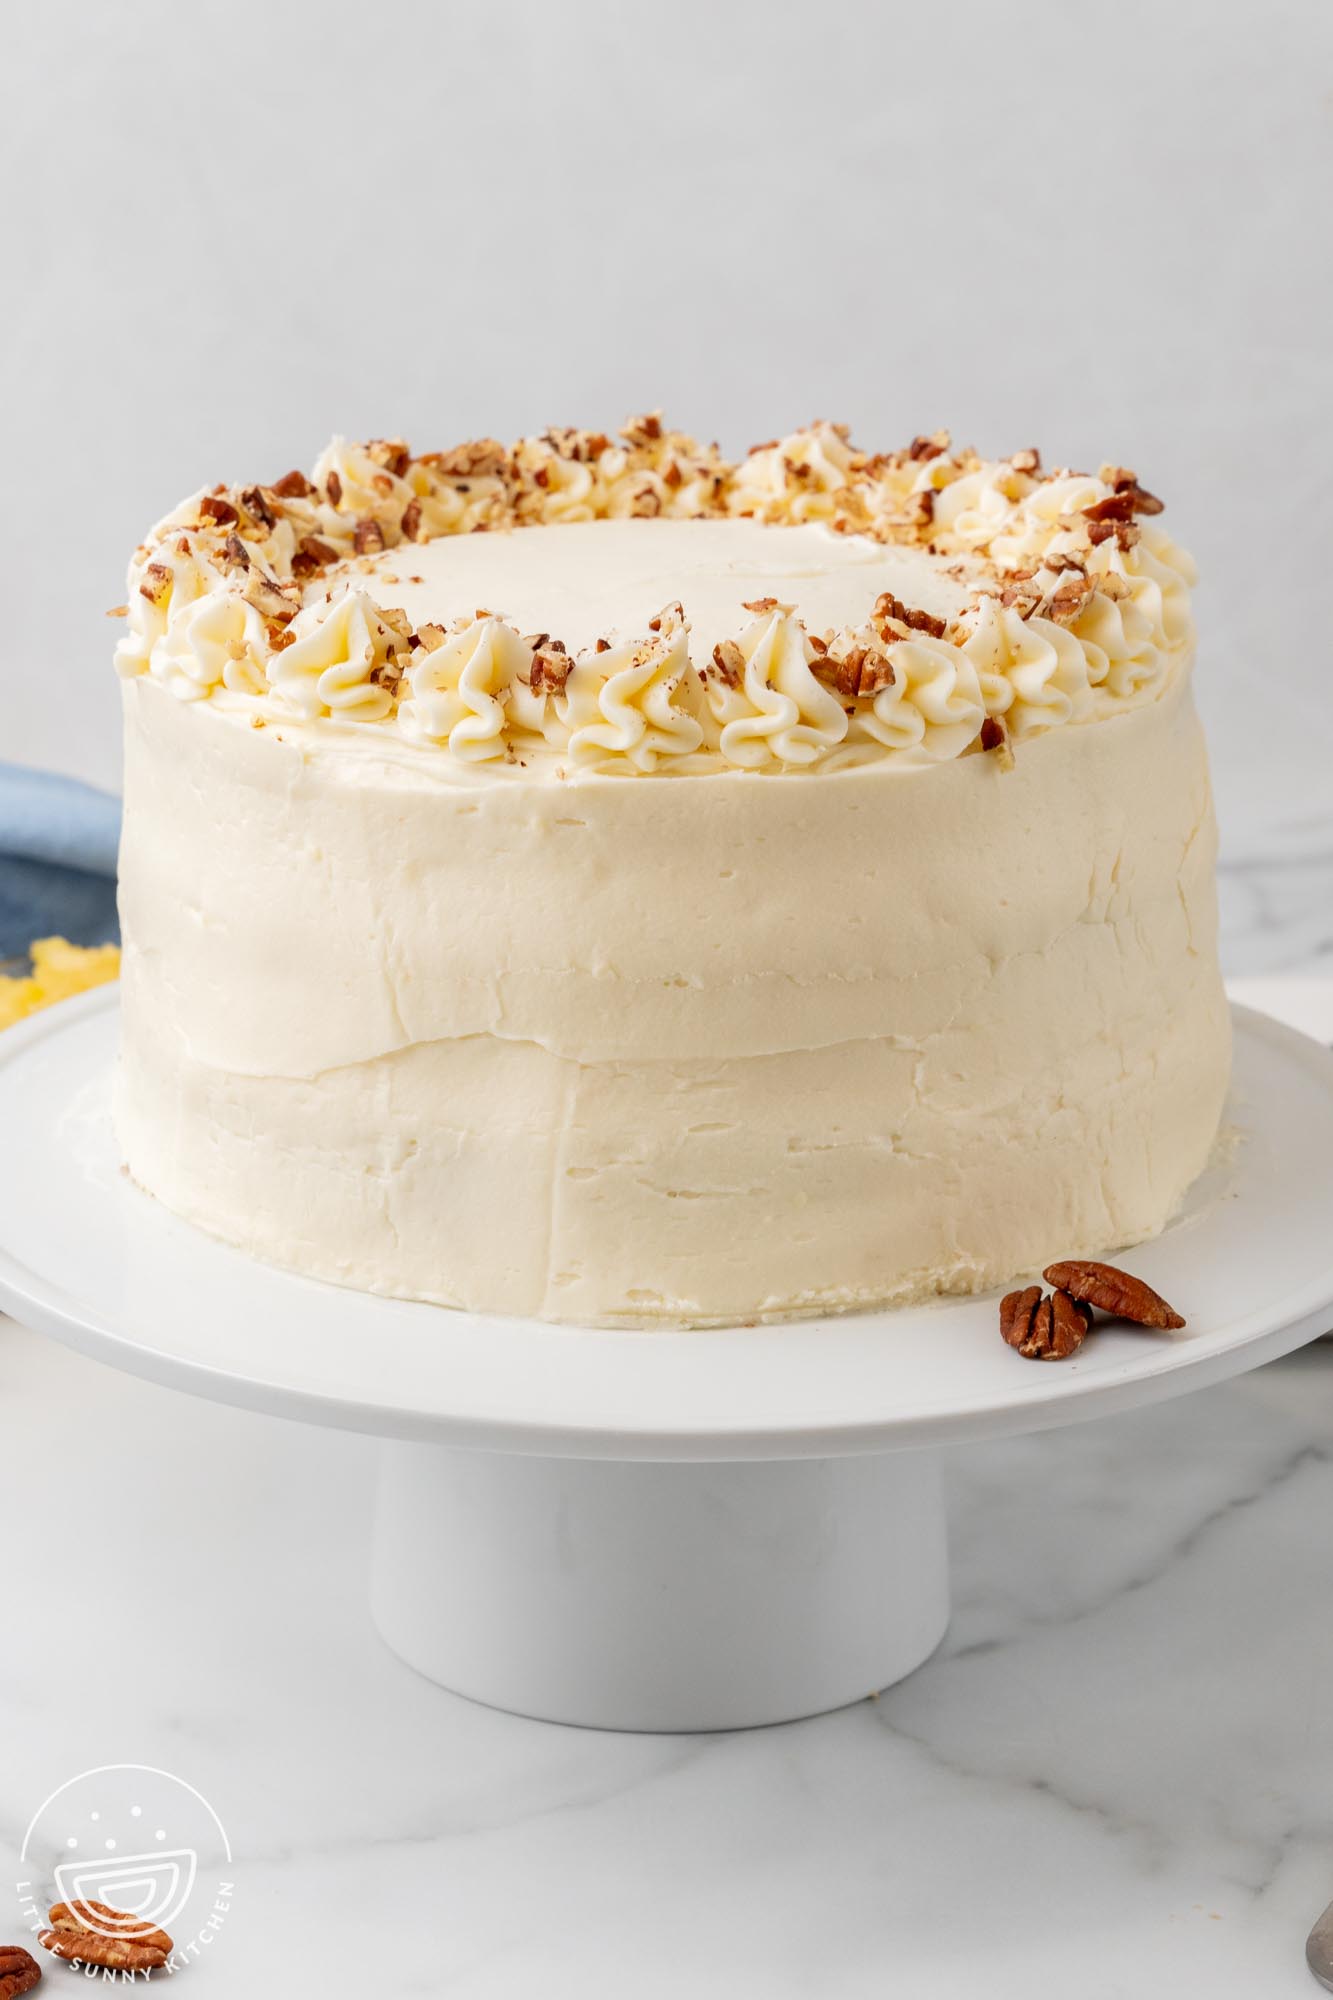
[110,421,1195,778]
[115,664,1229,1325]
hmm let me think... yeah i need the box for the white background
[5,0,1330,863]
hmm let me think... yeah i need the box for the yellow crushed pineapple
[0,937,120,1029]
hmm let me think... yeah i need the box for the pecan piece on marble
[1043,1260,1185,1329]
[46,1902,171,1957]
[0,1946,41,1998]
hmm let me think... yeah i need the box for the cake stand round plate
[2,990,1331,1731]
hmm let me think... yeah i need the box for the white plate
[1,990,1331,1460]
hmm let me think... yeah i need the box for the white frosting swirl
[269,592,397,723]
[704,609,848,768]
[961,599,1094,737]
[851,638,987,763]
[398,618,532,760]
[559,607,703,772]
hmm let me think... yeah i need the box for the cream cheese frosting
[111,420,1196,779]
[112,418,1228,1329]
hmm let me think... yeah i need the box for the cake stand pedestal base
[371,1444,949,1730]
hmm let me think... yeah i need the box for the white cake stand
[3,991,1332,1732]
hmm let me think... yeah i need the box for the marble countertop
[1,1315,1331,1997]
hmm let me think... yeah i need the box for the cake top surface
[360,519,980,659]
[114,419,1196,778]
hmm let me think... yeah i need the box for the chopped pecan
[1039,573,1096,625]
[242,567,300,621]
[400,497,423,542]
[530,646,573,696]
[873,590,946,640]
[741,596,788,615]
[377,604,412,639]
[0,1945,41,1998]
[1086,516,1140,551]
[271,469,314,499]
[709,639,745,687]
[220,531,251,571]
[325,469,343,507]
[1082,491,1136,524]
[817,647,862,699]
[289,534,338,578]
[104,603,128,618]
[907,432,949,462]
[138,562,173,606]
[857,648,896,696]
[663,457,683,489]
[199,492,238,527]
[414,622,447,652]
[239,483,277,528]
[621,412,663,446]
[1101,466,1165,515]
[429,439,509,479]
[1042,1260,1185,1329]
[544,426,609,461]
[1010,447,1042,474]
[353,516,386,555]
[368,438,410,477]
[629,483,662,517]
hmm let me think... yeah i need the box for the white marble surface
[2,1316,1332,1998]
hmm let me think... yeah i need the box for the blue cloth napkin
[0,763,122,958]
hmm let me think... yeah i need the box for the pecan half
[41,1900,171,1973]
[46,1903,171,1956]
[999,1285,1042,1351]
[39,1930,167,1973]
[0,1946,41,1998]
[1042,1260,1185,1329]
[353,516,386,555]
[1001,1286,1091,1360]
